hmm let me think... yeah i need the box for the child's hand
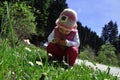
[52,38,67,46]
[52,38,60,44]
[59,40,67,46]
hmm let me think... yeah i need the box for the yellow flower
[28,61,34,66]
[36,61,43,66]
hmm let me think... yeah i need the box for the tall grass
[0,43,118,80]
[6,2,15,48]
[0,2,15,48]
[0,39,118,80]
[0,45,117,80]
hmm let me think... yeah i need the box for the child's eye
[60,15,68,22]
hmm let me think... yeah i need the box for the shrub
[80,46,95,62]
[0,1,36,45]
[96,43,119,66]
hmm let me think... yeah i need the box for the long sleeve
[48,29,80,48]
[66,32,80,47]
[48,30,55,42]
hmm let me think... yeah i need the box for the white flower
[24,39,31,45]
[28,61,34,66]
[104,79,110,80]
[12,72,15,75]
[36,61,43,66]
[25,47,31,52]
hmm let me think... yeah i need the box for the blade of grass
[6,2,15,48]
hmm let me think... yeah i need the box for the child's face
[58,27,71,35]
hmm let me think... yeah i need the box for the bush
[0,1,36,45]
[117,53,120,66]
[80,46,95,62]
[96,43,119,66]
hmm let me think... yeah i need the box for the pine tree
[77,21,103,53]
[34,0,50,36]
[101,20,118,43]
[118,34,120,40]
[101,25,109,43]
[77,21,85,49]
[109,21,118,43]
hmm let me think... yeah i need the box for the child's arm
[66,32,80,47]
[48,30,60,44]
[48,30,54,42]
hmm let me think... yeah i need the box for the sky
[66,0,120,36]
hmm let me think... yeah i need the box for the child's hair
[56,8,77,31]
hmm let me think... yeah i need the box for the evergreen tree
[112,34,120,53]
[84,26,91,46]
[109,21,118,43]
[118,34,120,40]
[101,20,118,43]
[33,0,50,36]
[77,21,85,49]
[88,31,98,49]
[119,34,120,52]
[101,25,109,43]
[77,21,103,53]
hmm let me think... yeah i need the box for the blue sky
[66,0,120,36]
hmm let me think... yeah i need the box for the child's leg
[65,47,78,66]
[46,43,64,61]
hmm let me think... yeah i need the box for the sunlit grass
[0,42,118,80]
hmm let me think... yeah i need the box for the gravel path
[75,59,120,79]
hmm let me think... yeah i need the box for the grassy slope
[0,42,118,80]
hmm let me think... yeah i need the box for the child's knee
[69,47,78,54]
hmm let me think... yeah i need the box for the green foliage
[0,41,118,80]
[101,21,120,54]
[11,2,36,40]
[0,1,36,45]
[33,0,50,36]
[96,43,119,66]
[80,46,95,62]
[117,53,120,66]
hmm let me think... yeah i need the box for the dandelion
[24,39,31,45]
[25,47,31,52]
[36,61,43,66]
[61,68,65,71]
[39,72,47,80]
[12,71,15,75]
[37,49,40,51]
[28,61,34,66]
[104,79,110,80]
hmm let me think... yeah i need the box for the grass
[0,41,118,80]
